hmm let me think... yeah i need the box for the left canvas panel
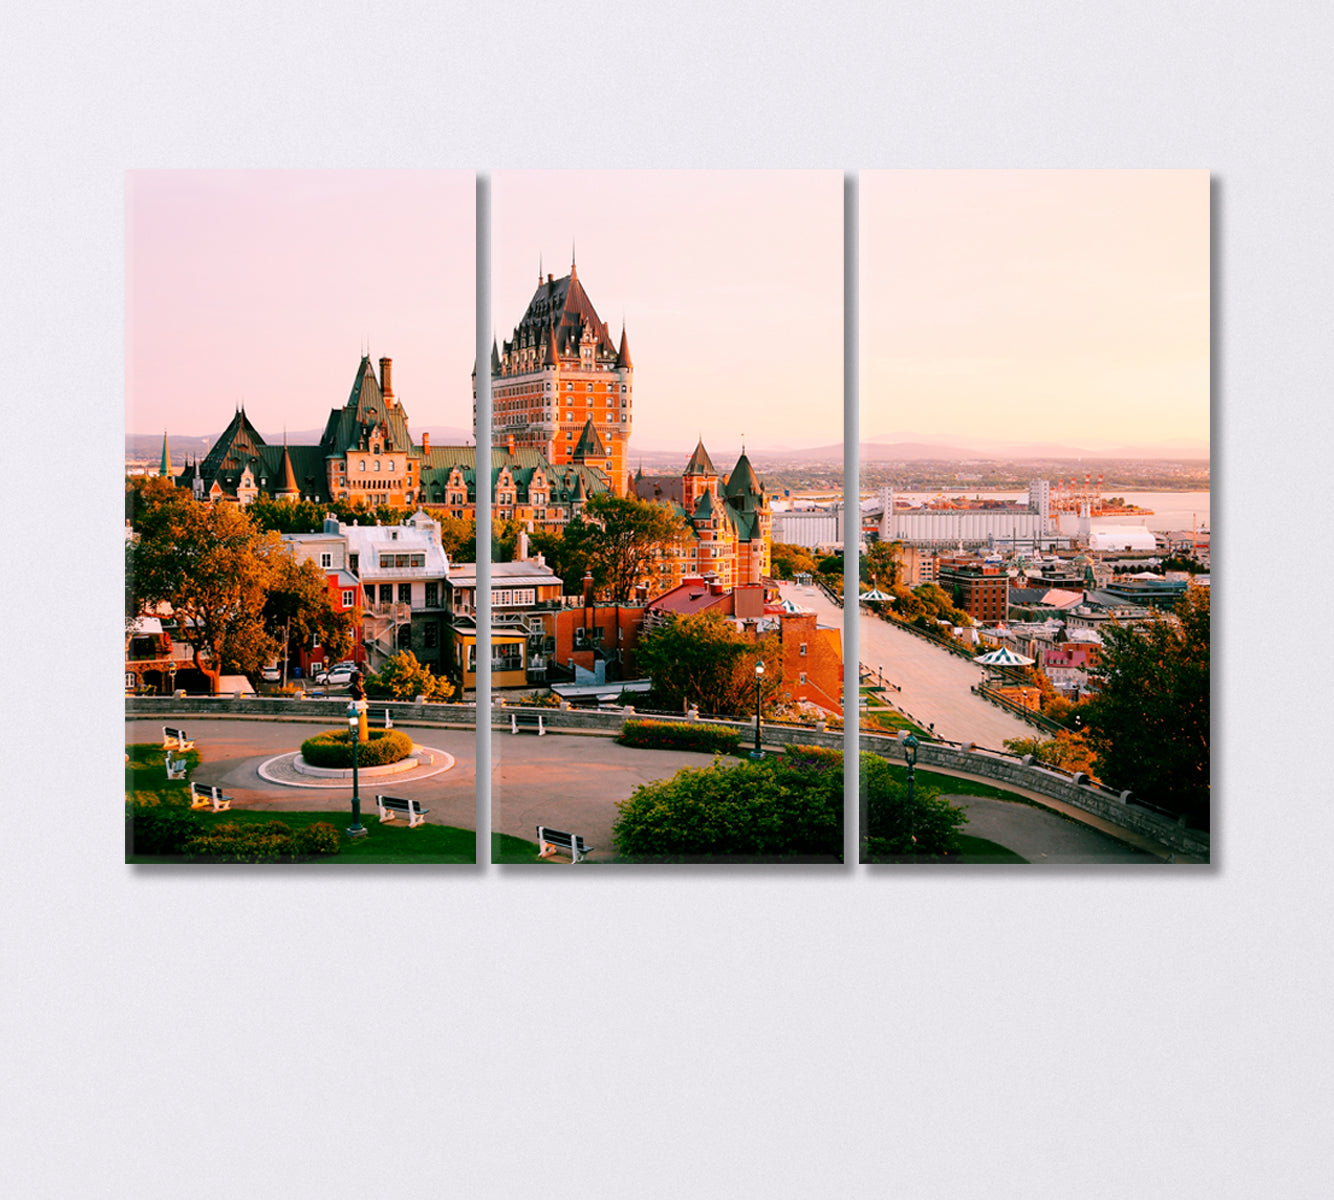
[125,170,479,864]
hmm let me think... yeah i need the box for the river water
[867,490,1211,534]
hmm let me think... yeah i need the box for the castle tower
[481,255,633,494]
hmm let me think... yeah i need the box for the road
[779,582,1037,748]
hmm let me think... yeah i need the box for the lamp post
[346,701,367,838]
[750,661,765,760]
[903,732,919,861]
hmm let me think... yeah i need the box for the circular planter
[292,752,426,780]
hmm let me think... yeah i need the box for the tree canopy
[637,611,781,717]
[1084,587,1210,826]
[554,493,689,602]
[127,480,356,691]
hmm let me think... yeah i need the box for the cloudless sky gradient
[861,170,1209,453]
[127,170,474,440]
[492,170,843,459]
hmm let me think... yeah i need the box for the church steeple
[158,430,172,478]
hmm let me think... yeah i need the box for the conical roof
[572,417,606,459]
[159,431,172,477]
[684,439,716,477]
[277,442,300,495]
[724,451,762,504]
[615,324,633,369]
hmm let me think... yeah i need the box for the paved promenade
[126,717,479,831]
[780,582,1037,747]
[126,715,1174,863]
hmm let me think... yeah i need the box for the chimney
[422,431,430,454]
[507,434,515,454]
[518,528,529,561]
[583,570,595,621]
[379,358,393,401]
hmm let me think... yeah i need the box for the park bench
[376,794,428,828]
[536,825,591,864]
[189,781,232,813]
[164,753,188,780]
[511,711,546,736]
[162,726,194,752]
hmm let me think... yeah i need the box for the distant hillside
[126,424,474,460]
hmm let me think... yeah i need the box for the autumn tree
[637,612,782,717]
[770,542,820,581]
[363,651,454,701]
[1083,587,1210,826]
[130,497,284,690]
[557,493,690,602]
[262,553,356,667]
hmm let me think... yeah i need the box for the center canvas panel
[486,170,846,864]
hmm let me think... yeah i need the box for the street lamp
[751,661,766,760]
[346,701,367,838]
[902,732,919,860]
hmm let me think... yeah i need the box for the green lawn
[863,835,1029,865]
[491,832,577,864]
[125,743,479,864]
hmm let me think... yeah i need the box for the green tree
[637,612,781,717]
[363,651,455,701]
[559,493,689,602]
[1003,731,1098,776]
[861,539,903,587]
[1084,587,1210,825]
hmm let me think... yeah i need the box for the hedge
[299,728,414,769]
[182,819,343,864]
[616,719,742,755]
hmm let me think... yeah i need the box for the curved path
[126,717,479,832]
[127,716,1170,863]
[780,582,1037,747]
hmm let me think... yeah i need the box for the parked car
[315,665,357,687]
[261,663,282,682]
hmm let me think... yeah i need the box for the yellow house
[451,619,529,692]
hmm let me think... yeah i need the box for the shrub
[299,728,414,769]
[294,821,342,857]
[126,801,205,857]
[860,753,968,860]
[616,719,742,755]
[612,755,843,862]
[182,819,343,863]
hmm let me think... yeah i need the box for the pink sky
[492,170,843,458]
[126,171,475,439]
[861,170,1210,453]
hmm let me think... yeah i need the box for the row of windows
[378,554,427,569]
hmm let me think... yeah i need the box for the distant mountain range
[130,428,1208,464]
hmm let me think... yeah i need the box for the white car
[316,665,357,687]
[261,664,282,682]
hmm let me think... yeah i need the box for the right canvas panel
[859,170,1210,865]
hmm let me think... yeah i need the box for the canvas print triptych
[124,169,1209,866]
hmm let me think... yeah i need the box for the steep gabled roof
[511,263,619,363]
